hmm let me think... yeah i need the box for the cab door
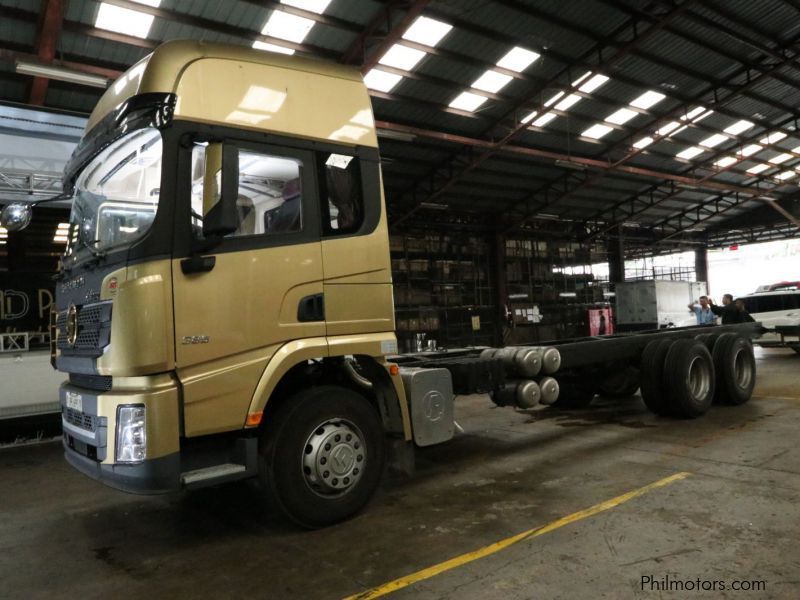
[172,139,325,436]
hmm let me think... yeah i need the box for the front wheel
[259,385,385,528]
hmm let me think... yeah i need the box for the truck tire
[640,339,674,416]
[598,366,640,398]
[694,332,719,352]
[712,334,756,405]
[258,385,385,528]
[552,378,595,408]
[663,339,715,418]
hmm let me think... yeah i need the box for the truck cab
[51,40,417,527]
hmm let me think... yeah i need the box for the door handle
[298,294,325,322]
[181,255,216,274]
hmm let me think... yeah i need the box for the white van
[739,288,800,352]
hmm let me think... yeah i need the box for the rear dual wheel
[712,333,756,405]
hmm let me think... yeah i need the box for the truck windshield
[68,127,162,255]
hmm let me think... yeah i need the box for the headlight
[116,405,146,463]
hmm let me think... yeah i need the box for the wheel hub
[302,419,366,497]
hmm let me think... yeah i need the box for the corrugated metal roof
[0,0,798,246]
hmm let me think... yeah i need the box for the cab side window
[321,152,363,235]
[191,144,304,238]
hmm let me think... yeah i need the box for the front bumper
[59,376,181,494]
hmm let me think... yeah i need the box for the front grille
[56,301,112,355]
[64,407,98,432]
[69,373,112,392]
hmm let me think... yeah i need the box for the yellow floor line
[344,471,691,600]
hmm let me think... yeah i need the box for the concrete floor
[1,347,799,599]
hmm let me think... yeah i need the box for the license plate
[66,391,83,412]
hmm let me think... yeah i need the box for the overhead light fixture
[555,159,586,171]
[656,121,681,136]
[684,106,707,120]
[376,128,416,142]
[633,136,654,148]
[775,170,796,181]
[15,61,109,88]
[543,91,565,107]
[746,163,770,174]
[520,110,538,124]
[419,201,448,210]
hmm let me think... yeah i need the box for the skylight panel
[746,163,770,174]
[723,120,753,136]
[676,146,704,160]
[262,10,315,43]
[776,170,796,181]
[95,1,160,39]
[692,110,714,123]
[572,72,592,87]
[281,0,332,13]
[449,91,487,112]
[633,136,654,148]
[521,110,538,124]
[793,145,800,153]
[605,108,637,125]
[630,90,665,109]
[759,132,787,144]
[543,91,565,107]
[582,124,613,139]
[554,94,582,111]
[715,156,738,167]
[472,70,513,93]
[379,44,426,71]
[740,144,762,157]
[402,16,452,47]
[364,68,402,93]
[532,112,557,127]
[699,133,728,148]
[685,106,706,120]
[578,73,609,93]
[657,121,681,136]
[497,47,540,72]
[252,41,295,55]
[768,153,792,164]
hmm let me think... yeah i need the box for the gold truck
[1,40,760,528]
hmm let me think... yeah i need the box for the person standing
[709,293,737,324]
[734,298,755,323]
[688,295,717,325]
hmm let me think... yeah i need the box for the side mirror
[0,203,33,232]
[201,142,239,238]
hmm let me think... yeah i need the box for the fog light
[116,405,146,463]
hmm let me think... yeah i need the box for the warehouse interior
[1,0,799,598]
